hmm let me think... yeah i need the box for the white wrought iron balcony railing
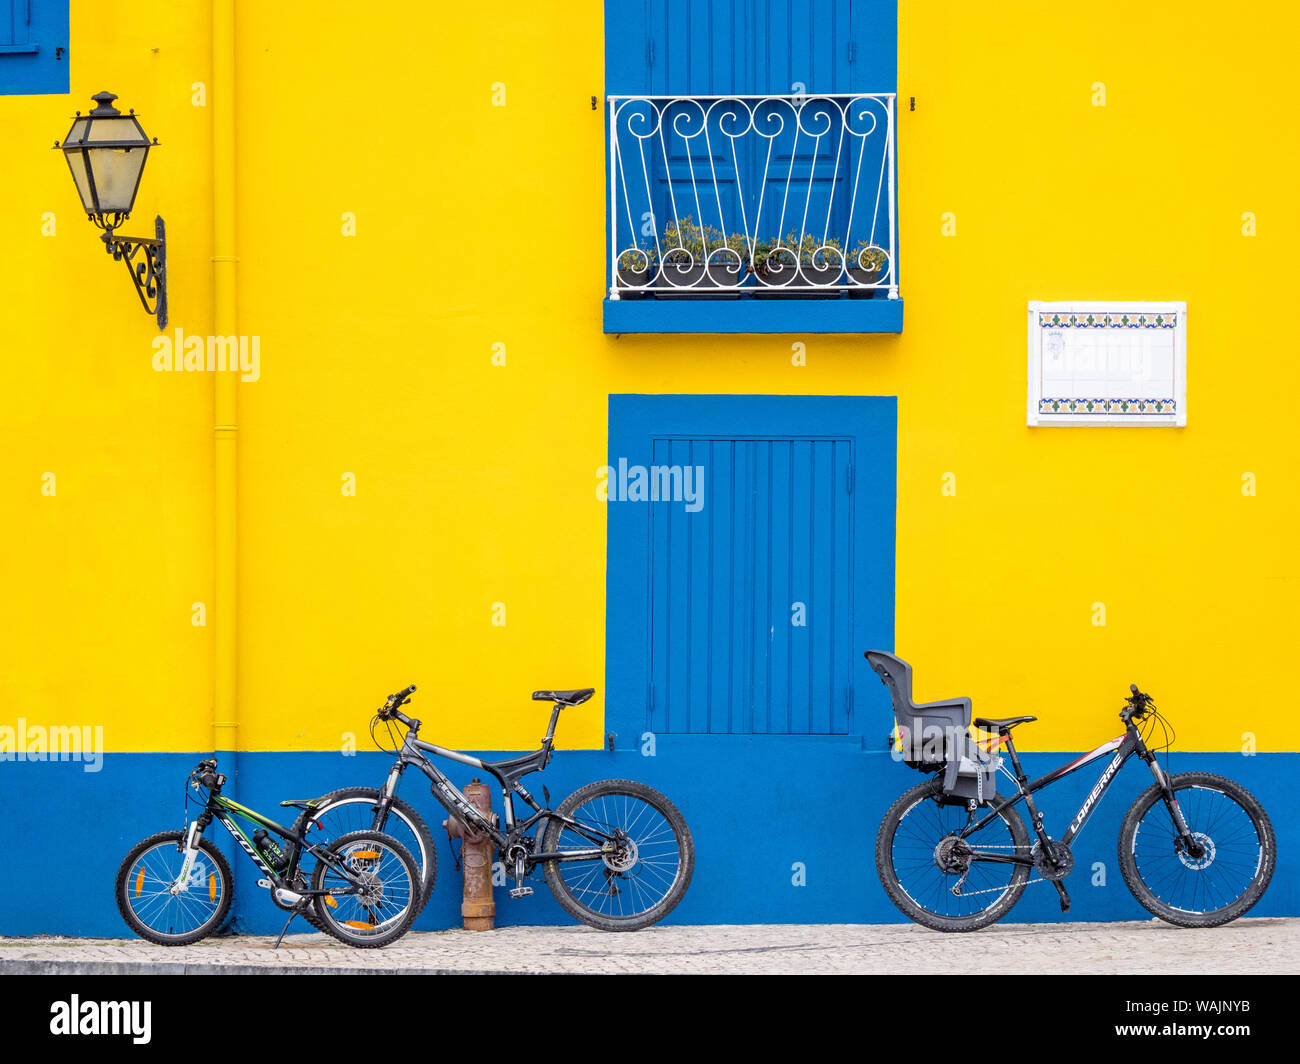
[608,92,897,301]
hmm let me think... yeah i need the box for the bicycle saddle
[279,797,327,811]
[532,688,595,706]
[974,716,1036,731]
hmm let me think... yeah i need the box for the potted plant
[799,234,845,291]
[703,230,749,293]
[754,233,842,297]
[659,216,706,296]
[616,244,658,298]
[659,218,744,298]
[751,236,799,294]
[848,241,889,297]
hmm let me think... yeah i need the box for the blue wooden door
[605,396,896,742]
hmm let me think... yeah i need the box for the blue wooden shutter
[0,1,69,96]
[648,436,854,734]
[605,1,897,96]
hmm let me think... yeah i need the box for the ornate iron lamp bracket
[102,215,167,329]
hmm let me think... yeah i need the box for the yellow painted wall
[2,1,1296,756]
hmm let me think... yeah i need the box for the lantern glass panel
[63,152,93,213]
[86,145,149,213]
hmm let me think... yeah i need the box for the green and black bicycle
[115,759,421,948]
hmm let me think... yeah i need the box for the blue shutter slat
[809,440,833,732]
[706,440,731,733]
[832,440,854,731]
[765,439,792,734]
[748,440,771,733]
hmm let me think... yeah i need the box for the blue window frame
[603,1,901,334]
[0,1,68,95]
[605,394,896,742]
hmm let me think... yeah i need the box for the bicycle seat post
[1000,731,1028,785]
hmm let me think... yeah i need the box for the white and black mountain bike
[874,670,1275,932]
[290,685,693,932]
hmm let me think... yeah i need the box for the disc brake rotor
[1177,831,1216,870]
[603,836,639,873]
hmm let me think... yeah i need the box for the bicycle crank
[1030,839,1074,882]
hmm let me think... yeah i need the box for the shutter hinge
[647,39,655,67]
[647,681,655,712]
[846,462,854,494]
[847,40,857,63]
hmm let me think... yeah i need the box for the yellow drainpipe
[212,0,238,766]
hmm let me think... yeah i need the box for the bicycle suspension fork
[1140,745,1201,856]
[371,762,405,829]
[174,809,213,895]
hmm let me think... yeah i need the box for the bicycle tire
[291,787,437,916]
[115,830,234,946]
[876,777,1031,932]
[541,778,693,931]
[309,830,422,948]
[1118,771,1275,928]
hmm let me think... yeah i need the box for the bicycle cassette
[1030,839,1074,881]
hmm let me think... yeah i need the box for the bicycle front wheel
[541,779,693,931]
[876,778,1030,932]
[1118,771,1275,928]
[115,831,233,945]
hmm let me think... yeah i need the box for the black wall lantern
[54,91,167,329]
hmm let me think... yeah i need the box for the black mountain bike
[116,759,421,948]
[292,686,694,931]
[877,686,1276,931]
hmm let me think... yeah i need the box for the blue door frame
[605,394,896,749]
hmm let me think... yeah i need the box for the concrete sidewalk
[2,918,1296,975]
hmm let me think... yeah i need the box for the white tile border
[1027,301,1187,427]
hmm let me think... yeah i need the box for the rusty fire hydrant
[442,779,496,931]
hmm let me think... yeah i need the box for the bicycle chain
[947,843,1046,899]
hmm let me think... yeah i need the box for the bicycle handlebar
[192,759,224,791]
[378,684,418,722]
[1123,684,1154,722]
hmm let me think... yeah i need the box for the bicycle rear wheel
[310,830,421,948]
[541,779,693,931]
[1118,771,1275,928]
[292,787,437,915]
[876,778,1030,932]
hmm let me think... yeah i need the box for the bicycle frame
[178,787,371,902]
[959,719,1194,865]
[370,706,617,867]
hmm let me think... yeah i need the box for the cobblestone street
[2,918,1295,975]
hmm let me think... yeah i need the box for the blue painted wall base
[2,743,1294,936]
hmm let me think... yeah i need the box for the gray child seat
[864,650,998,804]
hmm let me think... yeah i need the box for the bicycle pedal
[508,886,534,899]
